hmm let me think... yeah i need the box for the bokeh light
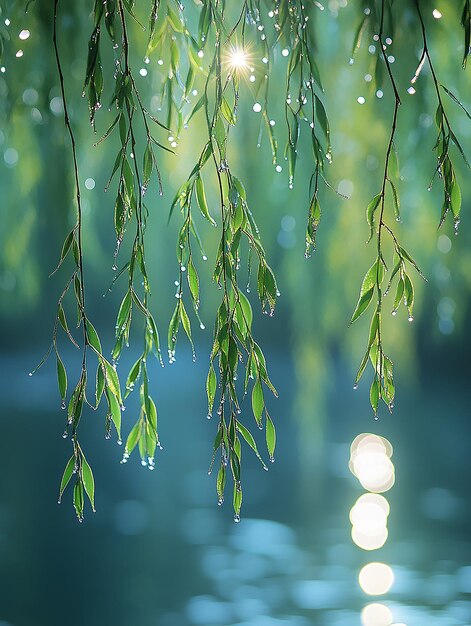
[359,562,395,595]
[361,603,393,626]
[350,433,395,493]
[352,525,388,551]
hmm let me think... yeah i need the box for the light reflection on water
[1,352,471,626]
[179,429,471,626]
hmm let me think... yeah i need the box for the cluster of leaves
[413,8,470,230]
[22,0,470,521]
[168,1,282,520]
[349,0,470,415]
[275,0,332,257]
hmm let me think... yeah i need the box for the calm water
[0,347,470,626]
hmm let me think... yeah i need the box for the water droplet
[353,383,358,390]
[200,322,205,330]
[392,310,397,316]
[28,372,33,377]
[217,497,224,506]
[408,315,414,322]
[233,514,241,523]
[141,459,147,466]
[62,430,68,439]
[202,255,208,261]
[61,400,66,410]
[112,263,118,271]
[269,456,275,463]
[117,439,123,446]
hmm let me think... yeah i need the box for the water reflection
[1,354,471,626]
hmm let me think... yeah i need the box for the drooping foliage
[1,0,469,521]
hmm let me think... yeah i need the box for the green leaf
[86,320,102,354]
[143,143,153,186]
[315,96,330,146]
[73,479,84,521]
[370,377,380,415]
[195,175,217,227]
[392,278,404,314]
[221,98,236,125]
[351,14,368,58]
[58,455,75,503]
[398,246,426,280]
[216,464,226,502]
[206,365,217,415]
[237,421,267,469]
[56,353,67,401]
[96,363,105,406]
[146,396,158,431]
[180,302,192,344]
[233,481,242,517]
[252,379,264,425]
[106,388,122,439]
[81,453,95,512]
[116,291,132,335]
[103,360,122,404]
[187,259,199,305]
[366,194,381,242]
[350,260,380,324]
[404,273,414,315]
[266,413,276,462]
[451,180,461,219]
[125,358,141,393]
[238,291,253,329]
[230,448,241,482]
[125,420,142,454]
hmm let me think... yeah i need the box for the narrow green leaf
[125,420,142,454]
[73,480,84,521]
[350,260,380,324]
[58,455,75,503]
[106,388,122,439]
[195,175,217,227]
[96,363,105,406]
[266,412,276,462]
[56,353,67,401]
[392,278,404,314]
[451,180,462,219]
[252,379,264,425]
[366,194,381,242]
[237,421,267,469]
[370,377,380,415]
[206,365,217,415]
[86,320,102,354]
[221,98,236,125]
[81,453,95,512]
[116,291,132,334]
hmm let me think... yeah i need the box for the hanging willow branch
[16,0,470,521]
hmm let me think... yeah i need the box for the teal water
[0,347,470,626]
